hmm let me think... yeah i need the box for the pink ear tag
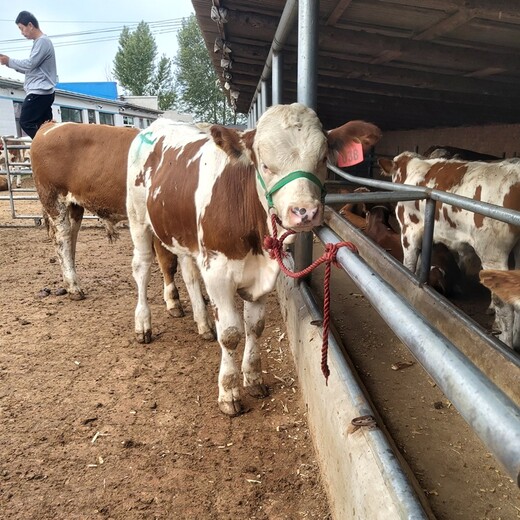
[337,139,364,167]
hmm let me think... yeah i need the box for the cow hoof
[68,290,85,301]
[247,383,269,399]
[201,330,215,341]
[36,288,51,298]
[218,399,244,417]
[168,307,185,318]
[136,330,152,344]
[55,288,67,296]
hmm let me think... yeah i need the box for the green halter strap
[256,169,326,208]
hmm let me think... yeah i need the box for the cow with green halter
[126,103,381,416]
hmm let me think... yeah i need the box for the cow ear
[210,125,245,160]
[327,120,382,154]
[378,158,394,176]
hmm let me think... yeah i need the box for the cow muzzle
[257,169,326,231]
[286,203,323,230]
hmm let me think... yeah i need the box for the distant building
[0,79,163,137]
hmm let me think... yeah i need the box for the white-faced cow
[379,152,520,349]
[31,122,185,319]
[126,103,382,415]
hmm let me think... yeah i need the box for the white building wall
[0,79,162,137]
[0,98,17,136]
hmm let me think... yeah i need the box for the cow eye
[261,163,272,175]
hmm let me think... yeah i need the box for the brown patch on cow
[242,129,256,161]
[145,139,204,252]
[409,213,420,224]
[473,185,485,228]
[424,162,468,191]
[441,206,456,228]
[414,200,419,211]
[396,205,405,226]
[502,183,520,233]
[402,234,409,249]
[378,158,394,177]
[201,162,268,260]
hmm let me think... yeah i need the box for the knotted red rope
[264,213,358,383]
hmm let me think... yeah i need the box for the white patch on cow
[41,121,78,136]
[152,186,161,200]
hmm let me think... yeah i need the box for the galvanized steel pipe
[316,226,520,485]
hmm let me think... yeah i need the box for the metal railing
[316,160,520,485]
[315,224,520,486]
[326,161,520,282]
[0,135,40,222]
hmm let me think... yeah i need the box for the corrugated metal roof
[192,0,520,130]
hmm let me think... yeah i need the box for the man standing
[0,11,57,138]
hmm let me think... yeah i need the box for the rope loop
[264,213,358,382]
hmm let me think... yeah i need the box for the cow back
[32,122,139,219]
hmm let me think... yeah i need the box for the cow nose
[289,205,320,226]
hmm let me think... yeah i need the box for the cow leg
[69,203,84,265]
[242,297,269,399]
[179,255,214,340]
[401,229,421,273]
[52,203,84,300]
[152,237,185,318]
[130,224,154,344]
[479,254,514,348]
[205,277,244,415]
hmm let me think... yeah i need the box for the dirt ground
[1,191,519,520]
[0,199,331,520]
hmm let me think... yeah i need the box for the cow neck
[256,169,326,208]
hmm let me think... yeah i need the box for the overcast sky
[0,0,195,84]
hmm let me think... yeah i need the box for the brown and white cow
[379,152,520,349]
[31,122,185,319]
[126,103,381,415]
[480,269,520,308]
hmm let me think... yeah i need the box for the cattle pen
[1,141,519,518]
[193,0,520,517]
[2,0,520,518]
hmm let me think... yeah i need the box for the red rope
[264,213,358,383]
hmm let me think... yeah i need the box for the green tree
[113,22,176,110]
[148,55,177,110]
[174,15,242,124]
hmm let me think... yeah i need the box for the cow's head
[254,104,382,231]
[211,103,382,231]
[378,151,420,184]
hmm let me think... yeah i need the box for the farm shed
[193,0,520,157]
[192,1,520,518]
